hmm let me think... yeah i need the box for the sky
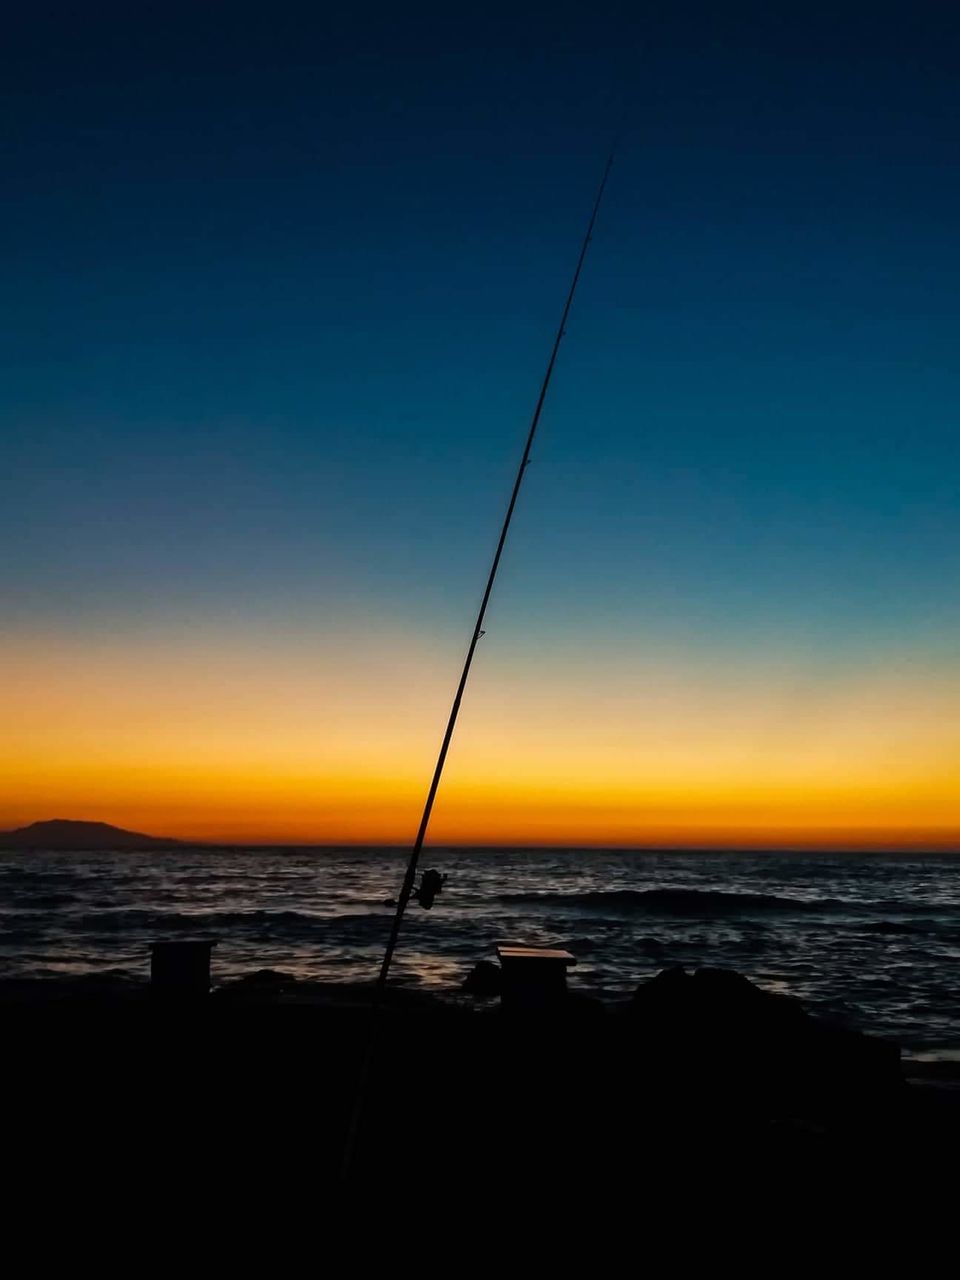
[4,2,960,847]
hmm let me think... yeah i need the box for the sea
[1,846,957,1059]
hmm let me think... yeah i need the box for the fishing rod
[376,134,620,989]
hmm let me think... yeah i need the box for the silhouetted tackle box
[496,945,575,1010]
[149,940,216,998]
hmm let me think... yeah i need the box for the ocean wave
[78,908,389,937]
[498,888,841,915]
[10,892,79,909]
[862,920,922,935]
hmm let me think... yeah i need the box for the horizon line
[179,839,960,853]
[5,820,959,855]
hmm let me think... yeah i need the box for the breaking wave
[499,888,845,915]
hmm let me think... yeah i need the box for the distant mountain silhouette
[0,819,187,850]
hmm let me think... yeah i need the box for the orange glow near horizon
[4,621,960,850]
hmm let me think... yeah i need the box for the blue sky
[4,2,960,843]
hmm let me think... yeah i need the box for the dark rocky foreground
[3,966,956,1205]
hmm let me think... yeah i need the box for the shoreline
[5,968,957,1188]
[2,970,957,1072]
[3,967,956,1076]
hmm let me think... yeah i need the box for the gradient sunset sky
[5,3,960,847]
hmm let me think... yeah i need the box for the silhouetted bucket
[150,940,216,998]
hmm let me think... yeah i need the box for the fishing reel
[382,868,447,911]
[413,868,446,910]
